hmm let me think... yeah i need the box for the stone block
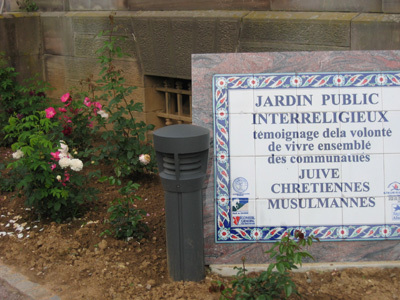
[351,14,400,50]
[35,0,68,11]
[44,54,143,99]
[68,0,90,10]
[74,33,138,59]
[383,0,400,13]
[41,12,74,56]
[125,0,271,10]
[13,54,44,81]
[240,11,357,52]
[1,14,42,56]
[69,11,133,35]
[90,0,127,11]
[69,0,127,11]
[0,15,15,54]
[113,59,143,86]
[3,0,19,12]
[271,0,382,12]
[0,14,43,81]
[44,54,68,98]
[131,11,245,79]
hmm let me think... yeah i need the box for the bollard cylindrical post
[153,124,210,281]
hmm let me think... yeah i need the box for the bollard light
[153,124,210,281]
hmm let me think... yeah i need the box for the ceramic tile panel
[256,199,300,229]
[295,87,340,113]
[343,196,385,225]
[229,156,256,197]
[339,117,384,155]
[255,155,298,199]
[383,153,400,238]
[381,84,400,111]
[228,113,255,157]
[297,160,343,199]
[337,86,383,112]
[385,201,400,228]
[253,84,299,114]
[383,111,400,154]
[254,121,299,156]
[299,199,343,228]
[211,64,400,244]
[341,154,384,198]
[228,88,255,114]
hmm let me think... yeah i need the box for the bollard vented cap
[153,124,210,154]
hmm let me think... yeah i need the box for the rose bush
[4,112,98,222]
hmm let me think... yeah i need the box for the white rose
[59,152,73,159]
[70,159,83,172]
[58,140,69,154]
[12,149,24,159]
[98,110,109,119]
[139,154,151,165]
[56,175,62,181]
[59,157,71,169]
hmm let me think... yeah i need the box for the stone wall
[2,0,400,13]
[1,8,400,127]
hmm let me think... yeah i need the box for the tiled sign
[213,71,400,242]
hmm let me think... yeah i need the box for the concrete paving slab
[0,262,60,300]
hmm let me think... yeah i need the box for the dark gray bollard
[153,124,210,282]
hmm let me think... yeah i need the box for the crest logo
[384,182,400,196]
[233,177,248,194]
[388,182,400,191]
[232,198,249,214]
[391,204,400,221]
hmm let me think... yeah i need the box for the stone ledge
[210,261,400,277]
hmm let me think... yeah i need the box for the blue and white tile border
[213,71,400,243]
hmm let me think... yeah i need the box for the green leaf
[284,283,293,297]
[276,262,285,274]
[54,202,61,211]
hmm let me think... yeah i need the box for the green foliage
[0,53,51,146]
[216,230,318,300]
[16,0,38,12]
[89,19,156,178]
[100,177,149,240]
[4,111,98,222]
[0,162,27,193]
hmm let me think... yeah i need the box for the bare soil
[0,146,399,300]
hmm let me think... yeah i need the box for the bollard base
[164,190,205,281]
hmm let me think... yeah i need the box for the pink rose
[45,107,56,119]
[92,102,102,115]
[50,151,60,161]
[61,93,71,103]
[93,102,102,109]
[62,126,72,136]
[64,171,70,182]
[58,107,67,113]
[84,97,92,107]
